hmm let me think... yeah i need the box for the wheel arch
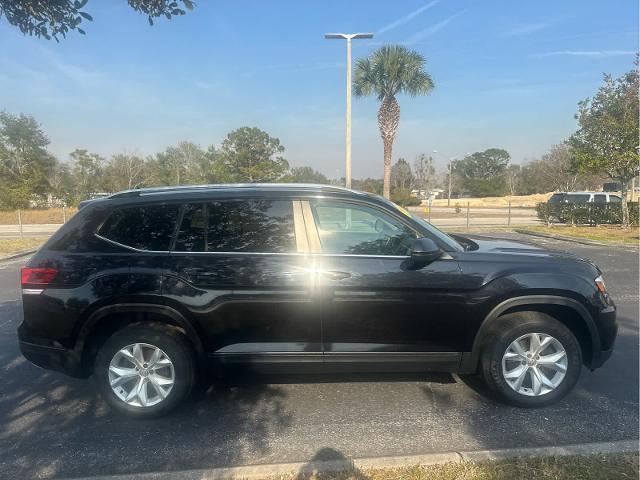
[461,295,600,374]
[75,303,205,376]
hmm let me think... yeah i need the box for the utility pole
[448,160,453,207]
[325,33,373,188]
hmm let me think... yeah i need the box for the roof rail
[107,183,360,199]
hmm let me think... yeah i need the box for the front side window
[99,204,179,251]
[609,195,622,203]
[310,200,417,256]
[175,199,296,253]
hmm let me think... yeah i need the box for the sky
[0,0,637,178]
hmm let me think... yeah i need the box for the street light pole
[448,159,453,207]
[325,32,373,189]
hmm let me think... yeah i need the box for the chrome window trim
[94,233,170,254]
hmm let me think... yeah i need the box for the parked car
[19,184,617,417]
[548,192,622,204]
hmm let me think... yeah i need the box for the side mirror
[408,237,442,267]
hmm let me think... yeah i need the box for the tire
[94,322,195,418]
[480,312,582,408]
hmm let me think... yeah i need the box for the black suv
[19,184,617,417]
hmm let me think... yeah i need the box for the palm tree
[353,45,434,199]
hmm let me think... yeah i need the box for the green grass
[0,237,45,256]
[524,225,639,244]
[278,453,638,480]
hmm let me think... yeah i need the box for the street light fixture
[325,32,374,189]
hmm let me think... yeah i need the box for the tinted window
[594,194,607,204]
[311,200,417,256]
[99,204,179,251]
[175,200,296,253]
[609,195,622,203]
[566,194,591,204]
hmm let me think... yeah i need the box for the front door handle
[323,270,351,281]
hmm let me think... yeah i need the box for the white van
[548,192,622,204]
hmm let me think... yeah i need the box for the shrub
[536,202,639,226]
[391,189,421,207]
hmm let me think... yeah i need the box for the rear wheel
[94,323,195,418]
[480,312,582,407]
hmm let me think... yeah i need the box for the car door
[301,198,465,371]
[162,197,321,371]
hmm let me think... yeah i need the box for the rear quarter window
[98,204,180,251]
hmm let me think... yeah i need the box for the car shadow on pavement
[0,300,295,479]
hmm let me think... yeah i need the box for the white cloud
[404,10,467,45]
[377,1,439,34]
[505,20,556,36]
[537,50,636,57]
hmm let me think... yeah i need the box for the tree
[569,62,640,228]
[50,162,75,205]
[505,164,521,196]
[0,0,194,40]
[70,148,103,202]
[391,158,414,191]
[220,127,289,182]
[353,45,434,199]
[284,166,328,184]
[0,112,56,208]
[353,178,383,195]
[103,153,148,192]
[413,154,435,197]
[455,148,510,197]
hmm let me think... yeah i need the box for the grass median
[283,453,638,480]
[523,225,639,244]
[0,237,45,256]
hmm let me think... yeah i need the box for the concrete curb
[0,248,37,263]
[75,439,638,480]
[514,229,638,248]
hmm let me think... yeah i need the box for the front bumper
[589,304,617,369]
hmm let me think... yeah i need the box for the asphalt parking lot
[0,232,637,479]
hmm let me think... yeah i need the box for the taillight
[21,267,58,286]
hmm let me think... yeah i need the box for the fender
[460,295,600,373]
[75,302,205,359]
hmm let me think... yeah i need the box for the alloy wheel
[108,343,175,407]
[501,332,568,396]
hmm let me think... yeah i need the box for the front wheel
[480,312,582,408]
[94,323,195,418]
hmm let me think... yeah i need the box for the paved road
[0,233,637,479]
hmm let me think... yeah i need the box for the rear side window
[566,194,591,204]
[594,194,607,204]
[99,204,180,251]
[175,200,296,253]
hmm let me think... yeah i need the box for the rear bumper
[18,324,85,378]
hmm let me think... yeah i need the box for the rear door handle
[323,270,351,281]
